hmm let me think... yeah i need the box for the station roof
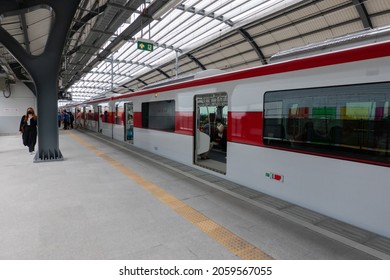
[1,0,390,105]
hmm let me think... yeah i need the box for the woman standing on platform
[20,107,38,154]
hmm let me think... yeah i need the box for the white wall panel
[0,82,36,134]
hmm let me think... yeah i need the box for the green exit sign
[137,40,154,52]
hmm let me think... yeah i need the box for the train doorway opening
[124,102,134,144]
[84,105,95,131]
[194,93,228,174]
[98,105,102,133]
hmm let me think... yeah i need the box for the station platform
[1,129,390,260]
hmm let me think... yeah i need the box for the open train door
[194,93,228,174]
[97,105,102,133]
[124,102,134,143]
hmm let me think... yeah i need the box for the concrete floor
[0,130,378,260]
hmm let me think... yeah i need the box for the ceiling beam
[111,59,153,68]
[70,3,107,38]
[352,0,373,29]
[71,85,111,90]
[87,70,133,79]
[238,28,267,65]
[19,12,31,54]
[77,79,118,85]
[137,78,147,86]
[156,68,170,78]
[176,3,234,27]
[187,53,206,70]
[107,2,147,17]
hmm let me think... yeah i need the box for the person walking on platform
[20,107,38,154]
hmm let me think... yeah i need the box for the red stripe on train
[228,111,263,146]
[175,112,193,135]
[133,112,142,128]
[134,111,263,143]
[133,111,193,135]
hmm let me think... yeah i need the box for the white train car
[67,41,390,238]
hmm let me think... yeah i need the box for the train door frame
[194,92,228,174]
[124,102,134,143]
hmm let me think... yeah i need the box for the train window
[142,100,175,131]
[264,82,390,165]
[99,103,110,123]
[84,106,94,121]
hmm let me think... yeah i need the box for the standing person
[20,107,38,154]
[57,111,62,128]
[86,110,92,128]
[126,114,134,140]
[63,110,69,130]
[69,111,74,129]
[75,109,82,128]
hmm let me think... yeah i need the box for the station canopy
[1,0,390,106]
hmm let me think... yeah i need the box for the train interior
[194,93,228,174]
[124,102,134,144]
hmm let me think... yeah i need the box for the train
[63,40,390,238]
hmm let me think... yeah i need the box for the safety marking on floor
[67,131,273,260]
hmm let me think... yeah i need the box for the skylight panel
[98,74,110,81]
[168,17,219,48]
[205,0,230,11]
[131,67,149,78]
[148,48,175,66]
[182,0,203,7]
[115,76,128,84]
[216,0,245,17]
[162,14,209,45]
[84,72,94,80]
[180,22,225,50]
[229,0,276,22]
[116,42,138,61]
[151,9,183,37]
[152,11,194,44]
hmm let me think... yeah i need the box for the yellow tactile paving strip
[68,132,273,260]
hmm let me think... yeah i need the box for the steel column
[0,0,81,162]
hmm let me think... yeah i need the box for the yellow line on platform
[68,131,273,260]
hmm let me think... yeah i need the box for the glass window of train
[98,103,109,123]
[86,107,93,120]
[263,82,390,165]
[142,100,175,131]
[263,100,286,144]
[142,103,149,128]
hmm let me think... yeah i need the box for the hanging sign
[137,39,154,52]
